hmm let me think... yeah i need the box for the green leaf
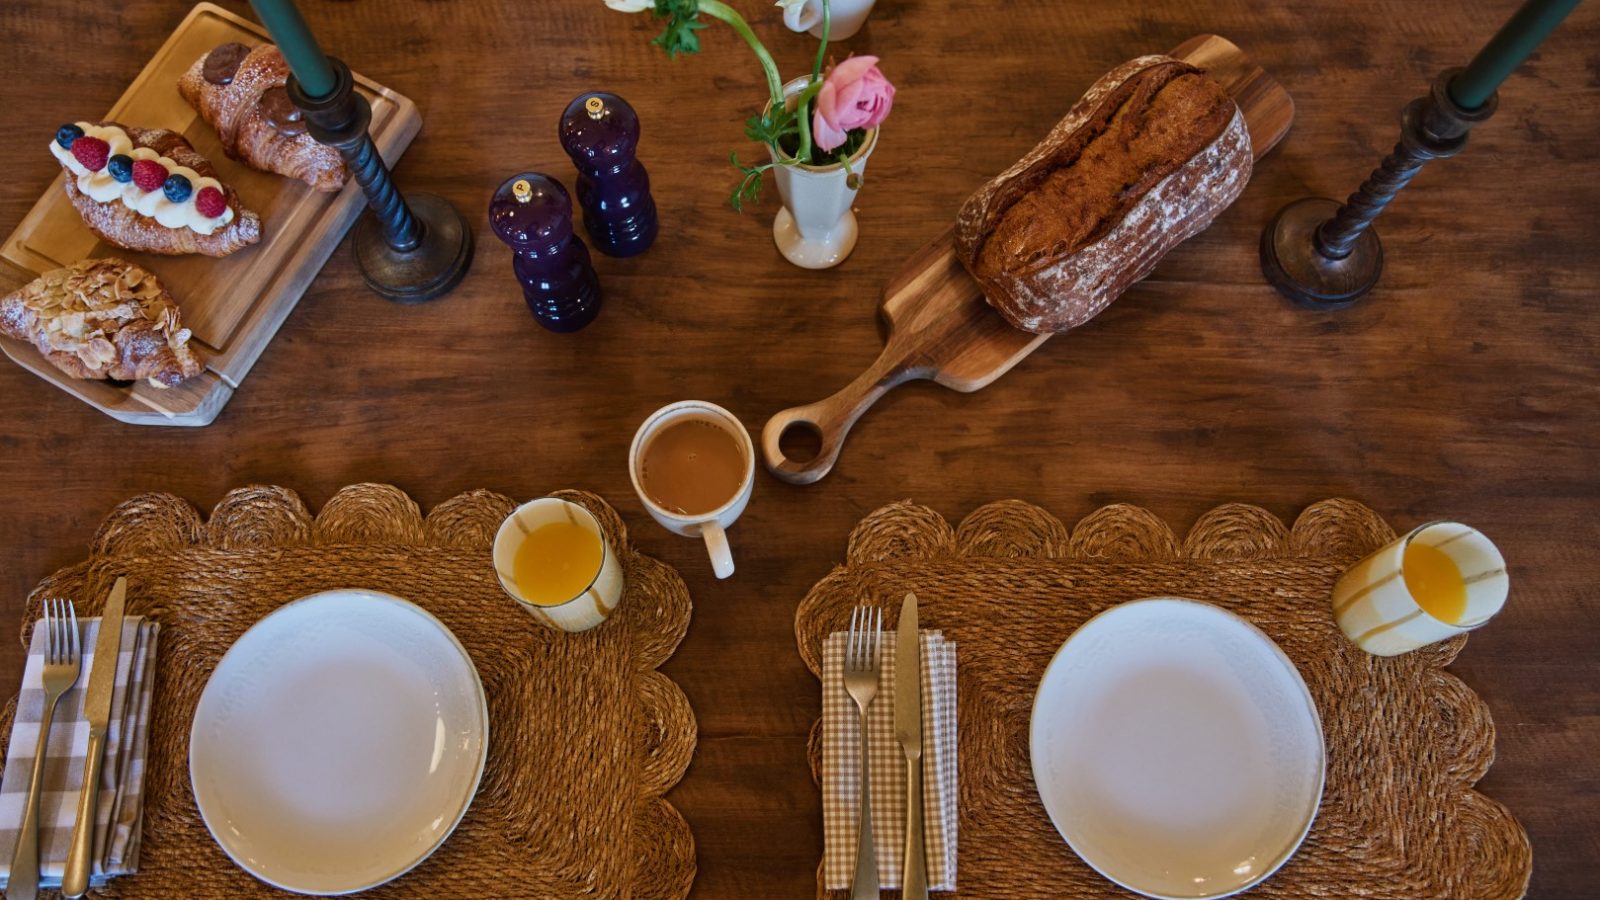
[650,0,707,58]
[651,16,706,57]
[728,150,781,211]
[744,108,795,146]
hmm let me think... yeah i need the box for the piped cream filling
[49,122,235,236]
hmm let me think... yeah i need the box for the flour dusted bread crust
[955,55,1252,334]
[178,43,348,192]
[0,258,202,388]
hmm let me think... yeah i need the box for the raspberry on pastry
[49,120,262,257]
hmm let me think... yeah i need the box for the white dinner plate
[1030,598,1324,899]
[190,589,488,895]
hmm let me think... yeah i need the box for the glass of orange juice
[493,497,625,632]
[1331,521,1508,656]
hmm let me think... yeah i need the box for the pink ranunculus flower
[812,56,895,154]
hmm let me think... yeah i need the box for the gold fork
[842,604,882,900]
[8,599,81,900]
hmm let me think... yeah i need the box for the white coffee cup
[629,401,755,579]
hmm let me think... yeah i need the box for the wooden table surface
[2,0,1596,896]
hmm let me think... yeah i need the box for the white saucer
[190,589,488,895]
[1030,598,1324,899]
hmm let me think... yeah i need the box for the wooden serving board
[761,35,1294,483]
[0,2,420,426]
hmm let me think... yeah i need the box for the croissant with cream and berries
[178,43,348,192]
[0,258,202,389]
[50,121,261,257]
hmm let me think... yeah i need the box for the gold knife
[894,591,929,900]
[61,576,127,899]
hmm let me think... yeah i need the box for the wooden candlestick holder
[288,59,473,303]
[1260,68,1497,309]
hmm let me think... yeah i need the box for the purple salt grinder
[488,173,601,332]
[559,92,658,257]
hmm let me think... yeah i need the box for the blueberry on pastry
[178,43,348,192]
[51,121,262,257]
[0,258,202,389]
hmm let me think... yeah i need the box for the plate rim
[188,587,490,896]
[1028,596,1326,900]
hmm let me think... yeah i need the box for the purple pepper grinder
[488,173,602,333]
[559,92,658,257]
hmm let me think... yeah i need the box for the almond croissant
[178,43,348,192]
[0,258,202,389]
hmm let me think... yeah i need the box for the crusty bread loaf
[955,55,1252,334]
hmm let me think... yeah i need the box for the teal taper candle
[248,0,338,98]
[1449,0,1583,109]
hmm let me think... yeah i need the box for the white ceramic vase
[767,77,879,270]
[781,0,877,41]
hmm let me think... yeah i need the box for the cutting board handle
[758,35,1293,487]
[762,348,919,485]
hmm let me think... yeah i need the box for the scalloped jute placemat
[796,499,1531,899]
[0,484,697,899]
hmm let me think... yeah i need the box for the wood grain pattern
[0,2,419,426]
[762,35,1294,485]
[0,1,1596,897]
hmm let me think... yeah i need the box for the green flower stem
[813,0,830,81]
[794,0,831,162]
[791,80,824,163]
[698,0,784,107]
[796,105,813,162]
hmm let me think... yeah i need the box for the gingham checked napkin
[0,616,159,889]
[822,629,958,891]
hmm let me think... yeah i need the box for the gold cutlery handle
[7,701,62,900]
[902,753,929,899]
[851,707,878,900]
[60,727,106,898]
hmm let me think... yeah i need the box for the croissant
[0,258,202,389]
[178,43,348,192]
[51,121,262,257]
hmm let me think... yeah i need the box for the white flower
[605,0,653,12]
[776,0,823,32]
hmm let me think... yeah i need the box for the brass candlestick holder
[288,59,473,303]
[1259,68,1496,309]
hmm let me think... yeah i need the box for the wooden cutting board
[761,35,1294,484]
[0,2,419,426]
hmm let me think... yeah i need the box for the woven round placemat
[796,499,1531,899]
[0,484,697,899]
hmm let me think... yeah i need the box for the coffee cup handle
[701,522,735,579]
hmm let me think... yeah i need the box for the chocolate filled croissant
[0,258,202,388]
[178,43,348,192]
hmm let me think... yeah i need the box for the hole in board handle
[777,420,824,466]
